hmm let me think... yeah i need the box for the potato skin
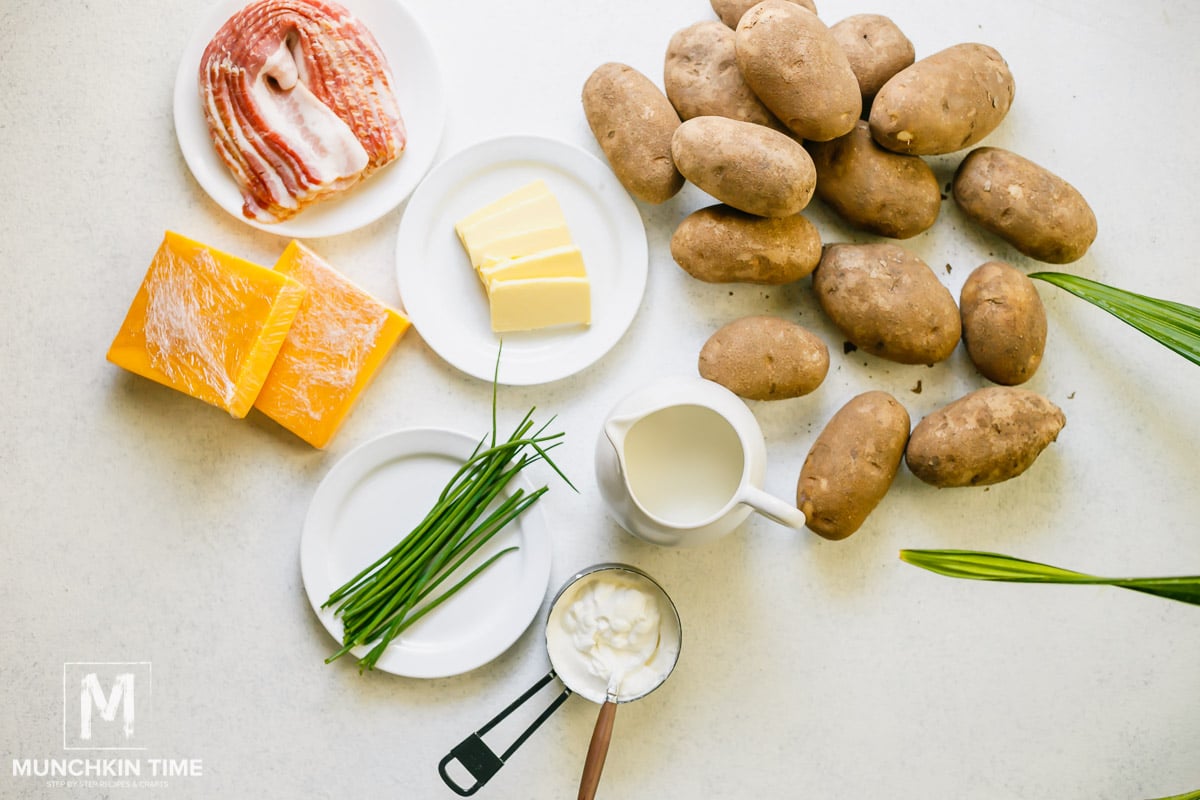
[813,243,961,364]
[711,0,816,29]
[906,387,1065,487]
[735,0,861,141]
[796,391,910,540]
[582,63,684,204]
[829,14,915,99]
[869,43,1014,155]
[663,21,785,131]
[699,316,830,400]
[671,205,821,284]
[806,120,940,239]
[960,261,1047,385]
[671,116,816,217]
[953,147,1098,264]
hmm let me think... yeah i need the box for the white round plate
[173,0,446,238]
[300,428,552,678]
[395,135,649,385]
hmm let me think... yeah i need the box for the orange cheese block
[254,241,410,448]
[106,231,307,418]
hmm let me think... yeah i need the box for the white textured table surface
[3,0,1200,798]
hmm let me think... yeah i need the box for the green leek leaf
[1030,272,1200,367]
[899,550,1200,607]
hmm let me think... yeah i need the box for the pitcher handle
[739,485,808,530]
[437,670,572,796]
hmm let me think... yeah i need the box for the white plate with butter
[395,135,648,385]
[173,0,446,238]
[300,427,552,678]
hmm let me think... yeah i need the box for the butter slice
[457,192,569,266]
[106,231,306,418]
[488,277,591,333]
[254,241,410,449]
[455,179,551,232]
[480,245,587,287]
[456,180,592,333]
[474,226,574,271]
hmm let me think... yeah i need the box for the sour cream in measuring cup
[545,568,681,704]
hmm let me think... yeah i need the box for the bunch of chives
[323,357,571,671]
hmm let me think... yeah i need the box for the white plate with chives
[394,134,649,385]
[300,427,552,678]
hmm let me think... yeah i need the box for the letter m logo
[63,662,151,750]
[80,672,135,740]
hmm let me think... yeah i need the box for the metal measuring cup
[437,563,682,797]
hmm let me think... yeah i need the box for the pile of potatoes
[582,0,1087,540]
[582,0,1096,261]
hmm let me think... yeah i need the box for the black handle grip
[438,734,502,796]
[437,670,571,796]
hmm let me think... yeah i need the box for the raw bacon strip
[199,0,407,223]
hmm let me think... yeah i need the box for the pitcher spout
[602,412,641,473]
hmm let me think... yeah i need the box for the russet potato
[796,391,910,540]
[670,204,821,284]
[960,261,1047,385]
[582,63,684,204]
[711,0,816,29]
[699,315,830,401]
[829,14,915,100]
[663,20,785,131]
[735,0,860,142]
[869,43,1014,155]
[671,116,816,217]
[953,147,1097,264]
[806,120,940,239]
[813,242,961,364]
[906,386,1065,487]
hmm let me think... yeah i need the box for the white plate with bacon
[173,0,445,238]
[394,135,650,386]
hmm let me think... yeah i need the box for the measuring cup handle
[437,669,571,796]
[578,699,617,800]
[739,485,808,530]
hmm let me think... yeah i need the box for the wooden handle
[577,700,618,800]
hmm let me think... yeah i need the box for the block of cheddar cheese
[253,241,410,448]
[106,231,306,418]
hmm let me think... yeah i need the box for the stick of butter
[488,277,591,333]
[479,245,587,287]
[455,180,591,332]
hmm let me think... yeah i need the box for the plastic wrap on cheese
[106,231,306,417]
[254,241,410,448]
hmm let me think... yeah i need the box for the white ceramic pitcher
[595,376,807,546]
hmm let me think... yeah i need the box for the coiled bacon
[199,0,407,223]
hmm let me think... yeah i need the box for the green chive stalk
[1147,790,1200,800]
[1030,272,1200,366]
[324,351,572,671]
[899,550,1200,607]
